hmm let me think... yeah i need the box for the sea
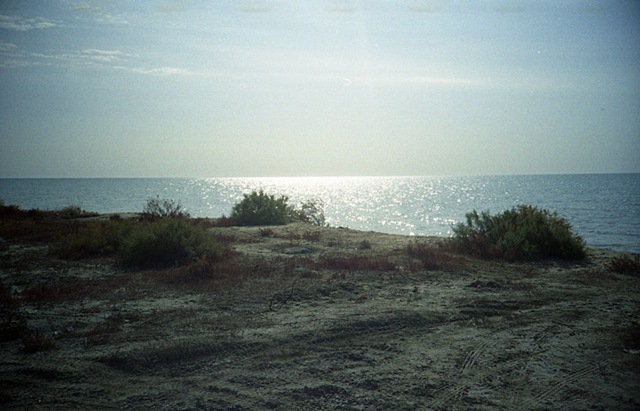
[0,174,638,253]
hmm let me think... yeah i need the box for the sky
[0,0,639,178]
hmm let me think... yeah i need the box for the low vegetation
[452,205,586,261]
[0,201,98,220]
[51,219,136,259]
[1,198,227,269]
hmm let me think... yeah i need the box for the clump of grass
[452,205,586,261]
[258,227,275,237]
[359,240,372,250]
[607,255,640,274]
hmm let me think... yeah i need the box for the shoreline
[92,211,639,256]
[2,173,638,254]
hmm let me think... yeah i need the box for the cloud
[0,40,217,78]
[0,40,17,52]
[0,40,30,68]
[126,66,193,76]
[0,14,62,31]
[30,49,122,63]
[80,49,126,63]
[124,66,224,78]
[65,1,129,24]
[393,76,478,86]
[4,48,129,70]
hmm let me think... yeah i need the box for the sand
[1,222,639,410]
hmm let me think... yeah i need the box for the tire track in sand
[524,360,610,408]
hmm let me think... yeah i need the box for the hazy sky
[1,1,639,177]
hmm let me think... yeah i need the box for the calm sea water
[0,174,638,253]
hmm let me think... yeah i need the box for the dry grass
[21,330,56,354]
[607,255,640,274]
[406,239,462,271]
[302,230,322,242]
[316,255,396,272]
[80,314,125,346]
[22,274,136,304]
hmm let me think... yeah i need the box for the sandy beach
[1,221,639,410]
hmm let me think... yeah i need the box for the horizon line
[2,171,639,180]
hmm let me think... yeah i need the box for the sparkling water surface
[1,174,638,253]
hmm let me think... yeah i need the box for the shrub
[230,191,328,227]
[231,190,297,226]
[119,218,225,269]
[452,205,586,261]
[141,197,190,221]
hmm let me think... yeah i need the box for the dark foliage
[119,218,225,269]
[140,197,190,221]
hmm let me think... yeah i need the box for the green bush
[119,218,224,269]
[452,205,586,261]
[231,190,297,226]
